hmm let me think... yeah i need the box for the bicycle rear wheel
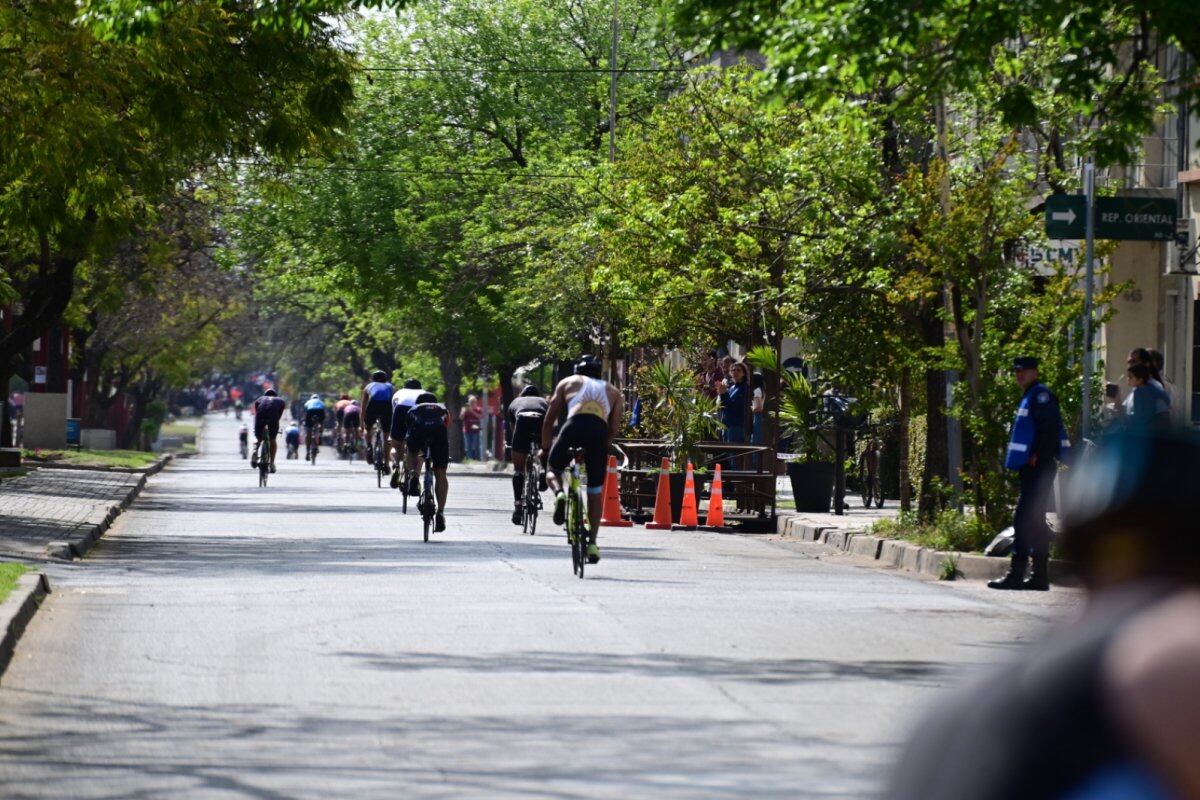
[401,466,410,514]
[873,470,885,509]
[858,455,872,507]
[258,442,269,487]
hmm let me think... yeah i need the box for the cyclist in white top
[390,378,426,489]
[541,355,624,564]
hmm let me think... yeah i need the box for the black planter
[788,460,835,512]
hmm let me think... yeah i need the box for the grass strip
[0,563,29,605]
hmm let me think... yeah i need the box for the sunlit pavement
[0,414,1077,799]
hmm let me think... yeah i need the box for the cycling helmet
[403,378,422,390]
[371,370,389,382]
[264,388,277,397]
[415,392,437,405]
[519,384,542,398]
[310,393,320,401]
[574,354,603,378]
[1059,426,1200,585]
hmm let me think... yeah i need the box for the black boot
[1023,555,1050,591]
[988,555,1027,590]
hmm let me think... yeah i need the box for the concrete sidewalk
[0,469,148,561]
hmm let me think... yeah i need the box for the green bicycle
[559,448,590,578]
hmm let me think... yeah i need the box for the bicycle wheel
[401,466,410,514]
[524,468,539,536]
[873,467,885,509]
[422,507,431,542]
[258,442,269,487]
[858,455,872,507]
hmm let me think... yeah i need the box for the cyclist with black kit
[250,389,287,473]
[542,355,624,564]
[507,384,548,526]
[406,392,451,532]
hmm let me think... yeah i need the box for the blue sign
[66,418,81,445]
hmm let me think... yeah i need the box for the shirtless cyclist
[541,355,624,564]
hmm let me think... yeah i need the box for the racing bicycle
[305,422,320,464]
[414,440,438,542]
[558,448,590,578]
[257,439,270,488]
[521,450,544,536]
[370,422,388,488]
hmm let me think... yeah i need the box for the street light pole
[1082,159,1096,441]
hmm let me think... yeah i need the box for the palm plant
[643,358,723,466]
[745,345,821,460]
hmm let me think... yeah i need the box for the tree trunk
[918,302,949,521]
[498,363,516,462]
[0,365,11,448]
[438,351,464,462]
[898,366,912,512]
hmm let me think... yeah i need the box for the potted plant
[642,359,723,518]
[747,346,834,512]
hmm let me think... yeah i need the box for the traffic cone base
[645,457,674,529]
[600,454,632,527]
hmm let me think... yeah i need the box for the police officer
[990,356,1069,591]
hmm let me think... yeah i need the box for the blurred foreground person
[888,427,1200,800]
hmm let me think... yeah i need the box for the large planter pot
[788,460,835,513]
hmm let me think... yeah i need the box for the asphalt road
[0,415,1078,799]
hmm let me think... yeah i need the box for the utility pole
[608,0,618,164]
[935,94,964,501]
[1081,159,1096,441]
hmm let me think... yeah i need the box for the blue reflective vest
[1005,382,1070,470]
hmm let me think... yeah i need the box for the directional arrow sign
[1045,195,1086,239]
[1044,194,1177,241]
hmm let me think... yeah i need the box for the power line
[360,65,688,75]
[230,160,606,180]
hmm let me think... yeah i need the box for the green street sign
[1045,195,1178,241]
[1045,195,1085,238]
[1094,196,1178,241]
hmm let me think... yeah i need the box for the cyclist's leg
[430,426,450,512]
[545,424,575,525]
[583,434,608,540]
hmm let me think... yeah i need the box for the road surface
[0,414,1077,798]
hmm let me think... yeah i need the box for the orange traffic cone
[704,464,725,528]
[600,454,632,527]
[673,461,699,530]
[645,457,673,529]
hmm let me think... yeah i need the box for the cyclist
[284,422,301,459]
[238,422,249,459]
[342,399,362,457]
[542,355,624,564]
[405,391,450,532]
[334,393,352,450]
[250,388,287,473]
[360,370,396,470]
[507,384,548,525]
[389,378,425,489]
[303,394,326,460]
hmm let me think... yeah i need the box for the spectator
[1101,382,1124,427]
[720,355,735,381]
[697,350,723,398]
[888,427,1200,800]
[750,372,765,470]
[461,395,483,460]
[718,361,750,445]
[1126,363,1170,426]
[1148,348,1185,427]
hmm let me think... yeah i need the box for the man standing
[991,357,1068,591]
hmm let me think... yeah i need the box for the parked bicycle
[856,425,886,509]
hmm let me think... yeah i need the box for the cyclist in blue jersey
[360,370,396,468]
[302,394,326,461]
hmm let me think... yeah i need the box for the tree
[663,0,1188,165]
[0,0,357,443]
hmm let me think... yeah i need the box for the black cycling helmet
[371,370,389,382]
[574,354,603,378]
[264,388,277,397]
[1059,425,1200,586]
[403,377,422,390]
[415,392,438,405]
[519,384,542,398]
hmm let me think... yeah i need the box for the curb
[31,453,173,475]
[44,460,166,560]
[0,572,51,678]
[775,513,1074,585]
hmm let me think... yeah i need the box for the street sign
[1045,194,1178,241]
[1045,195,1086,238]
[1094,196,1177,241]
